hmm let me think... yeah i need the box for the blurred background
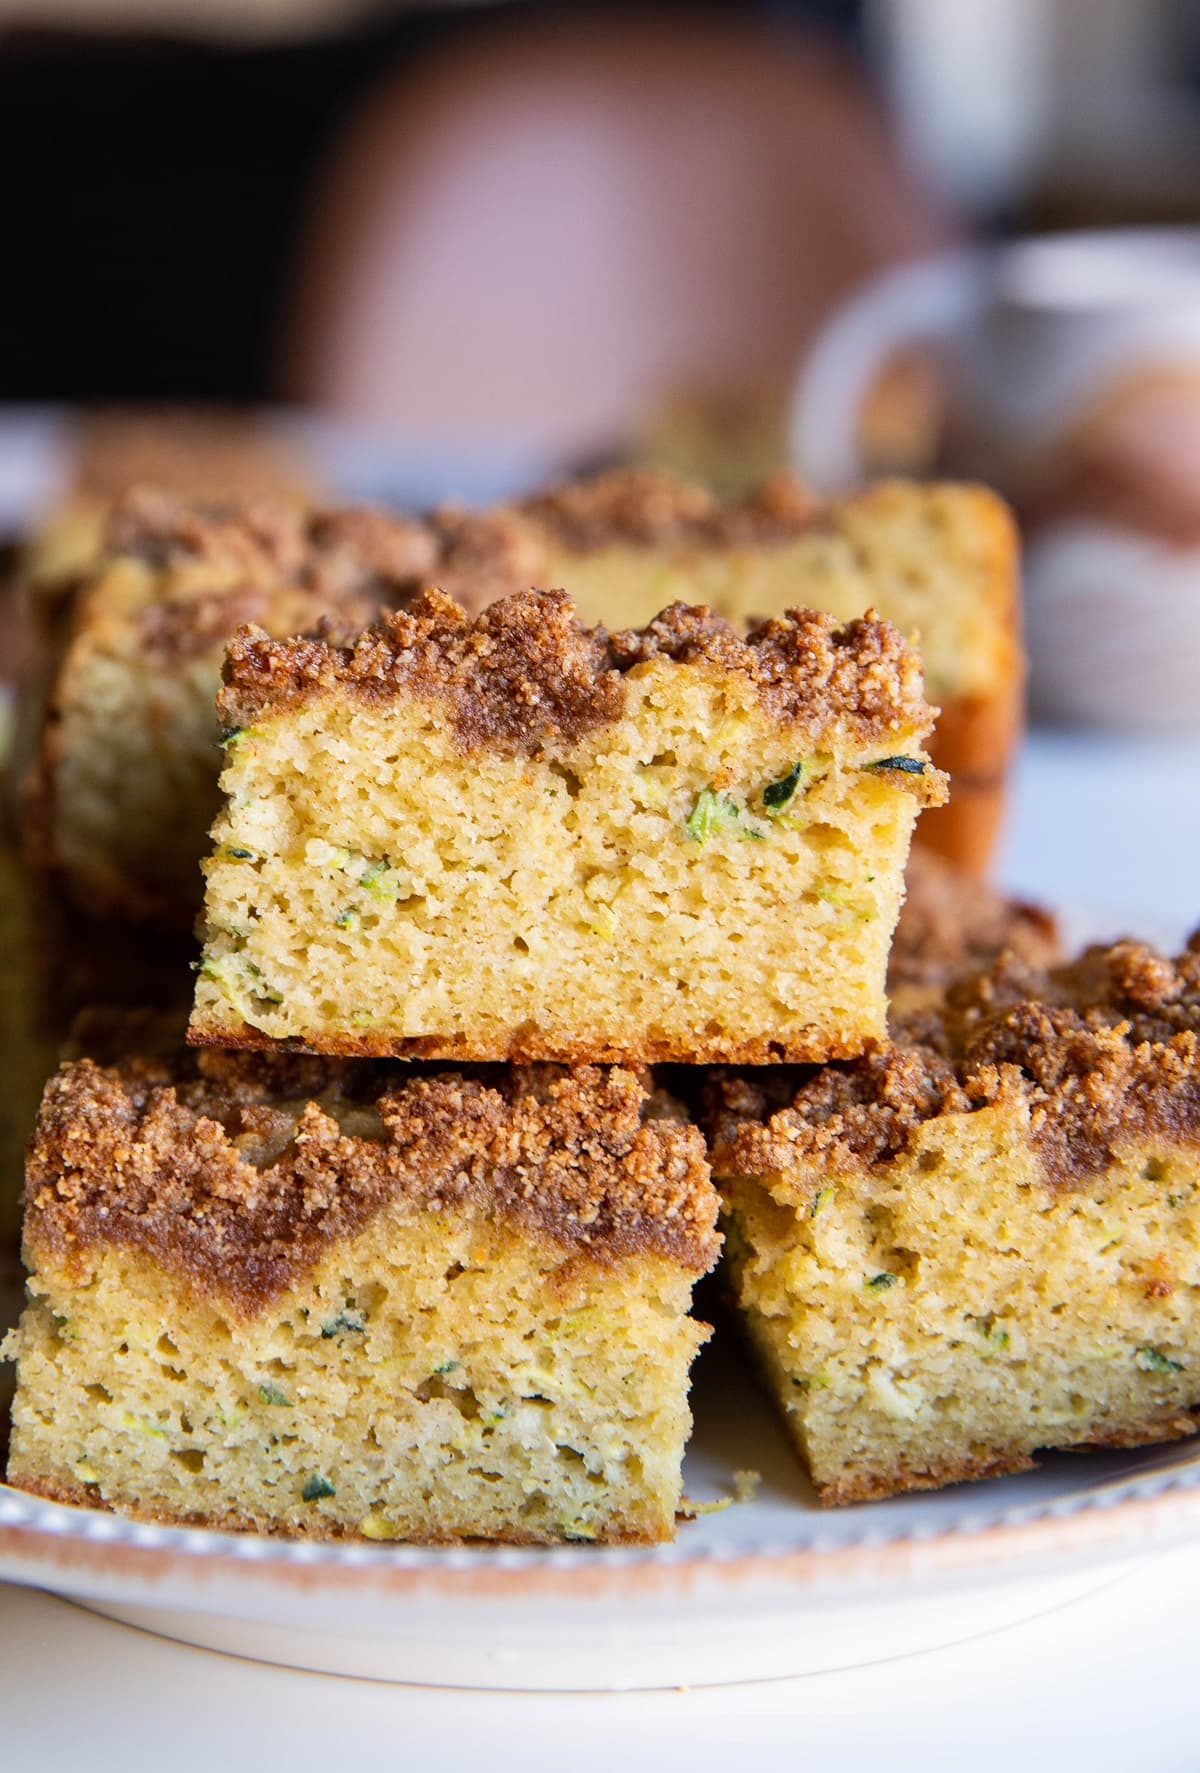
[0,0,1196,430]
[3,0,1200,915]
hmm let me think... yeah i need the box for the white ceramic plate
[3,919,1198,1690]
[5,1320,1200,1689]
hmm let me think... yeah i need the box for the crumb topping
[608,602,941,758]
[516,467,825,550]
[889,848,1060,999]
[106,485,314,577]
[425,505,571,609]
[218,587,941,761]
[102,487,436,665]
[709,935,1200,1192]
[24,1057,720,1311]
[136,582,360,671]
[409,472,867,609]
[517,468,721,548]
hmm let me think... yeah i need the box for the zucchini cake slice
[427,470,1020,875]
[4,1057,718,1543]
[708,935,1200,1505]
[189,589,945,1064]
[22,487,434,926]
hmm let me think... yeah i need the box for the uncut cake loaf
[707,936,1200,1505]
[189,588,945,1064]
[425,470,1020,874]
[22,488,434,926]
[4,1056,718,1543]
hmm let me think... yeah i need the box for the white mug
[791,228,1200,729]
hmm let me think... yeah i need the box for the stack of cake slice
[5,565,947,1539]
[14,458,1192,1536]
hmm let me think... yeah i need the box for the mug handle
[788,248,987,491]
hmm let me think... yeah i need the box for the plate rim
[5,1458,1200,1605]
[5,900,1200,1613]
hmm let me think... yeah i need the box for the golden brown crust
[106,485,435,621]
[814,1411,1200,1505]
[24,1055,720,1314]
[920,682,1023,877]
[184,1018,881,1067]
[914,768,1008,881]
[813,1448,1035,1506]
[218,586,942,763]
[517,467,837,551]
[709,935,1200,1192]
[8,1470,669,1544]
[915,488,1023,875]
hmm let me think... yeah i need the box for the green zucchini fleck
[198,954,283,1007]
[815,884,873,922]
[221,846,259,862]
[244,962,283,1004]
[809,1186,833,1219]
[321,1309,366,1340]
[864,755,925,775]
[1136,1345,1183,1375]
[762,760,803,812]
[335,908,361,932]
[302,1474,336,1502]
[685,787,742,842]
[361,859,399,901]
[258,1383,293,1407]
[864,1272,897,1293]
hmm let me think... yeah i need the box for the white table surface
[0,1548,1198,1771]
[1000,729,1200,945]
[3,726,1200,1763]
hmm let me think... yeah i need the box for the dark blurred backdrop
[2,0,1200,407]
[0,1,866,403]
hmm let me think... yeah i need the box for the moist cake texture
[708,935,1200,1505]
[5,1056,718,1543]
[23,488,434,924]
[190,589,944,1064]
[426,470,1020,875]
